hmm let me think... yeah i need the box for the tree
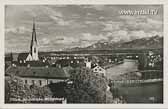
[5,80,10,103]
[5,75,53,103]
[5,76,32,102]
[65,67,114,103]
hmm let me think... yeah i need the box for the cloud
[42,6,63,18]
[5,26,31,34]
[129,30,162,40]
[106,30,162,42]
[71,14,80,19]
[81,33,108,41]
[102,21,123,31]
[119,15,163,32]
[52,36,79,45]
[99,16,105,20]
[50,15,72,26]
[5,5,163,52]
[106,30,129,42]
[147,18,162,25]
[147,31,163,37]
[129,30,147,39]
[40,38,50,45]
[119,15,147,21]
[84,21,96,25]
[82,5,106,11]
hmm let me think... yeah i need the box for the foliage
[48,82,67,98]
[5,75,52,103]
[65,67,114,103]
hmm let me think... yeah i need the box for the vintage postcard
[0,0,168,108]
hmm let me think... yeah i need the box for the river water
[106,59,163,103]
[106,59,139,80]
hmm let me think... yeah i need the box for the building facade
[92,65,106,76]
[6,66,69,87]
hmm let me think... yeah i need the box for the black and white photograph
[4,4,163,104]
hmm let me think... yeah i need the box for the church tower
[30,20,39,61]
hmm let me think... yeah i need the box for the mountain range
[68,35,163,51]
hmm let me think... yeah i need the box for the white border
[0,0,168,108]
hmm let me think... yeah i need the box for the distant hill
[6,36,163,56]
[68,36,163,51]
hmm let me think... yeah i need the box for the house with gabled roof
[6,66,69,87]
[92,65,106,76]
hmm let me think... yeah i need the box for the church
[17,21,39,63]
[26,20,39,61]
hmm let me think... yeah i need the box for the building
[55,58,84,68]
[18,20,39,63]
[5,53,13,69]
[92,65,106,76]
[28,20,39,61]
[85,61,91,69]
[6,66,69,87]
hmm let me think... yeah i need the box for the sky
[5,5,163,53]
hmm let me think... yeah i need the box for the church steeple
[31,19,37,48]
[29,19,39,61]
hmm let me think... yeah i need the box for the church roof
[18,53,29,60]
[6,66,69,79]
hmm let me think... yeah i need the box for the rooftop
[6,66,69,79]
[18,53,29,60]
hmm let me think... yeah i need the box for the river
[106,59,163,103]
[106,59,139,79]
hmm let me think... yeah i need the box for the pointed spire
[29,18,39,61]
[31,18,37,43]
[30,18,38,54]
[33,18,35,30]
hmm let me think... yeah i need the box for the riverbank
[110,78,163,85]
[116,82,163,103]
[106,59,163,103]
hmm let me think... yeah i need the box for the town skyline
[5,5,163,53]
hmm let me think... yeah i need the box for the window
[25,80,27,84]
[50,80,53,84]
[39,80,42,86]
[33,72,36,75]
[19,60,22,63]
[16,71,19,75]
[34,48,36,53]
[32,80,35,85]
